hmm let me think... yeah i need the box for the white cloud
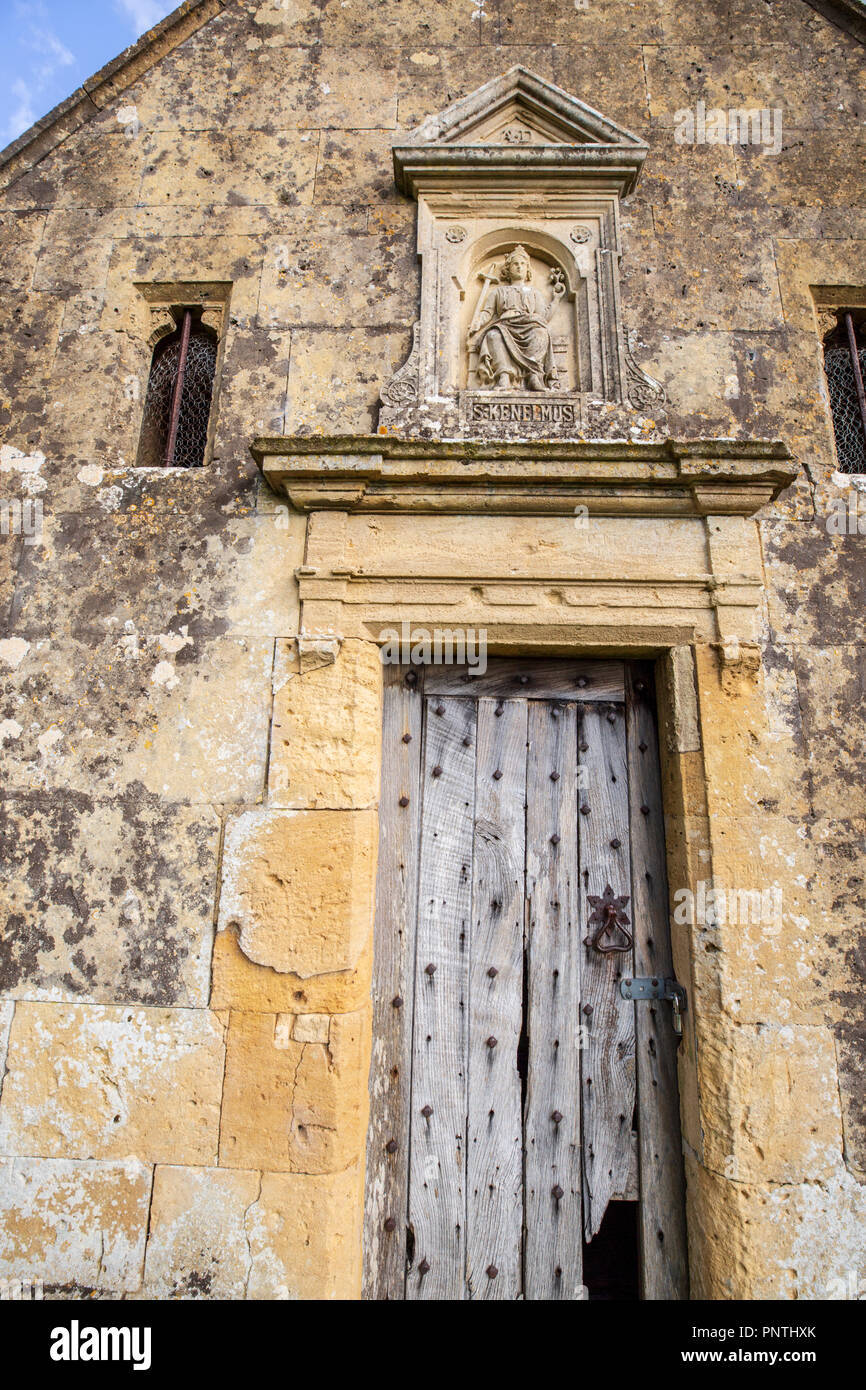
[2,4,77,146]
[114,0,173,36]
[29,28,75,85]
[3,79,37,145]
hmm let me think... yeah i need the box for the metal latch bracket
[620,976,688,1036]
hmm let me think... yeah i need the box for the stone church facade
[0,0,864,1299]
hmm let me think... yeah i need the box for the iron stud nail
[639,741,648,752]
[405,671,418,686]
[462,736,471,747]
[550,833,560,846]
[610,837,621,848]
[579,741,589,752]
[550,771,560,782]
[435,703,445,715]
[583,1004,593,1017]
[519,675,529,685]
[392,995,403,1008]
[552,1185,564,1201]
[635,680,646,692]
[607,712,616,724]
[487,966,499,979]
[386,1139,398,1154]
[432,765,443,778]
[399,795,409,808]
[384,1217,396,1232]
[551,1110,563,1125]
[486,1264,499,1279]
[418,1259,430,1276]
[641,804,650,815]
[493,769,503,780]
[424,962,437,976]
[577,677,587,688]
[486,1035,498,1048]
[402,733,412,744]
[421,1105,433,1119]
[580,804,591,815]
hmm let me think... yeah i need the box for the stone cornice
[253,435,796,518]
[392,146,648,200]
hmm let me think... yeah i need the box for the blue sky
[0,0,178,151]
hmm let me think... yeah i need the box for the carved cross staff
[468,270,499,340]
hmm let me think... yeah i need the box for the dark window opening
[823,310,866,475]
[136,308,218,468]
[583,1199,640,1300]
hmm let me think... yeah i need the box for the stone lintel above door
[253,434,795,679]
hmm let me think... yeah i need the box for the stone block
[142,1161,363,1299]
[0,1156,151,1294]
[138,130,318,210]
[686,1156,866,1300]
[142,1165,261,1299]
[793,645,866,820]
[697,1022,843,1185]
[269,639,382,809]
[218,807,378,977]
[219,1007,371,1174]
[0,1003,225,1166]
[210,926,372,1015]
[284,327,414,435]
[0,791,220,1006]
[0,631,273,803]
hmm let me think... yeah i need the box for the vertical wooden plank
[525,700,583,1300]
[626,663,689,1300]
[406,695,477,1301]
[363,664,424,1299]
[577,702,635,1243]
[465,697,527,1300]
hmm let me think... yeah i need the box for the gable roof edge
[0,0,227,193]
[802,0,866,43]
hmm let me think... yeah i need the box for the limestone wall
[0,0,864,1298]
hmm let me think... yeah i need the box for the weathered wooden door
[363,659,687,1300]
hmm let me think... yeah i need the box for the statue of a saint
[469,245,562,391]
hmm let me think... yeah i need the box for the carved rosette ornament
[378,66,667,440]
[379,322,421,409]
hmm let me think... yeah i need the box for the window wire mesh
[137,326,217,468]
[824,339,866,476]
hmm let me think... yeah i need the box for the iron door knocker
[584,884,633,955]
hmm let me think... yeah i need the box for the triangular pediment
[393,66,648,198]
[400,66,647,151]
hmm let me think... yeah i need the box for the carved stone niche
[379,66,665,442]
